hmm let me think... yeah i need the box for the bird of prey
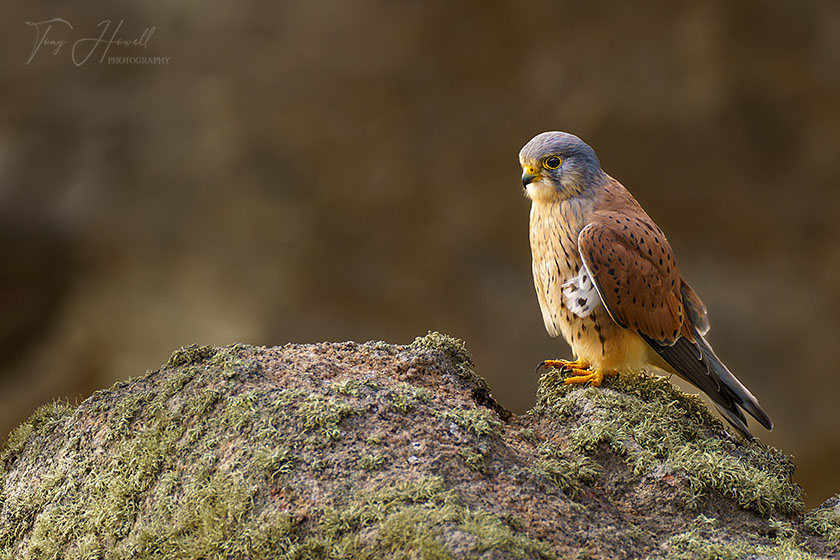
[520,131,772,438]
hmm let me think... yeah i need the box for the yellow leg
[537,359,605,387]
[538,358,589,371]
[562,369,604,387]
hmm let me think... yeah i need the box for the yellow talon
[537,359,605,386]
[562,369,604,387]
[538,358,590,372]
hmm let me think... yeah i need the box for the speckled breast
[528,198,612,360]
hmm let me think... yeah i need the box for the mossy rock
[0,332,836,559]
[531,368,803,516]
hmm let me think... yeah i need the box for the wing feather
[577,215,685,345]
[642,330,773,436]
[681,282,710,336]
[577,211,771,437]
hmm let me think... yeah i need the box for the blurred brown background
[2,1,838,507]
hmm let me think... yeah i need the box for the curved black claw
[535,360,571,374]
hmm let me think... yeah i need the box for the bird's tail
[642,329,772,438]
[694,332,773,432]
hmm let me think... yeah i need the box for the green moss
[186,388,222,415]
[0,341,550,559]
[410,331,472,366]
[530,444,601,498]
[384,384,431,412]
[206,344,260,378]
[271,387,306,410]
[359,453,386,471]
[1,400,74,464]
[167,344,217,366]
[117,468,294,559]
[768,517,800,541]
[458,448,486,472]
[410,332,490,390]
[10,337,824,559]
[305,477,554,559]
[331,378,381,396]
[804,496,840,542]
[159,365,199,399]
[298,394,356,440]
[329,377,430,413]
[107,390,157,440]
[366,434,384,445]
[0,350,302,559]
[254,446,296,477]
[372,340,396,353]
[328,378,430,415]
[533,369,803,516]
[658,514,826,560]
[439,407,500,438]
[222,391,261,432]
[519,428,539,445]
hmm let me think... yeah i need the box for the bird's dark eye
[543,156,562,170]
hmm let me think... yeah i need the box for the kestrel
[520,131,772,438]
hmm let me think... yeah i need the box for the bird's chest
[529,201,605,339]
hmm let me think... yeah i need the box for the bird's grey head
[518,131,606,202]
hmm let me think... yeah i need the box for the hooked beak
[521,166,540,187]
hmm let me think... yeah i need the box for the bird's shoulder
[576,178,689,343]
[584,176,671,263]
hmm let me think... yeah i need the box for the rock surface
[0,332,837,559]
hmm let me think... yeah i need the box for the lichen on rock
[0,332,836,559]
[804,495,840,544]
[531,368,804,516]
